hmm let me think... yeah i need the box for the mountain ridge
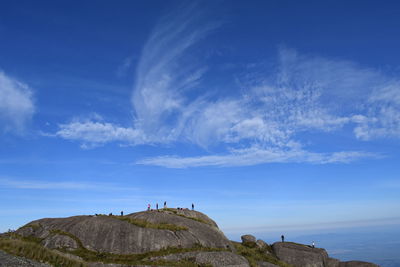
[0,209,380,267]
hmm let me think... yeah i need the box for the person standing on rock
[147,204,151,211]
[156,203,158,210]
[164,201,167,208]
[121,211,123,216]
[312,241,315,248]
[192,203,194,210]
[281,235,285,242]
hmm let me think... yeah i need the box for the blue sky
[0,0,399,254]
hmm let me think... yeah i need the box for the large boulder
[16,209,234,255]
[241,234,256,244]
[272,242,329,267]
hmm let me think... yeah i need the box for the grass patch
[113,215,188,231]
[232,241,293,267]
[163,208,178,214]
[3,232,44,244]
[175,214,212,226]
[0,237,86,267]
[20,223,41,231]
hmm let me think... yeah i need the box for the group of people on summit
[147,201,195,211]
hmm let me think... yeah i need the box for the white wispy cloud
[0,70,35,133]
[354,81,400,140]
[0,178,137,191]
[56,120,146,148]
[53,4,400,168]
[137,147,377,168]
[132,2,219,140]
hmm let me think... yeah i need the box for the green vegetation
[163,208,179,213]
[0,237,86,267]
[113,215,188,231]
[232,241,293,267]
[175,214,212,225]
[20,223,41,231]
[4,232,44,244]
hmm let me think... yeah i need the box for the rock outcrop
[150,251,250,267]
[0,210,381,267]
[272,242,379,267]
[16,209,233,255]
[272,242,329,267]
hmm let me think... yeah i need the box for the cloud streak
[53,4,399,168]
[0,178,138,191]
[56,120,146,148]
[132,2,219,140]
[137,147,377,168]
[0,70,35,133]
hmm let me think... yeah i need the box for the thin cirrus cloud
[54,4,399,168]
[0,177,138,191]
[0,70,35,133]
[136,148,377,168]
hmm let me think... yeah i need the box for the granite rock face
[272,242,380,267]
[16,210,234,255]
[257,261,279,267]
[150,251,250,267]
[0,250,51,267]
[41,233,78,250]
[272,242,330,267]
[327,257,341,267]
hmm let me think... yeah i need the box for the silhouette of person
[156,203,158,210]
[281,235,285,242]
[121,211,123,216]
[192,203,194,210]
[164,201,167,208]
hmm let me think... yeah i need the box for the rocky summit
[0,209,380,267]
